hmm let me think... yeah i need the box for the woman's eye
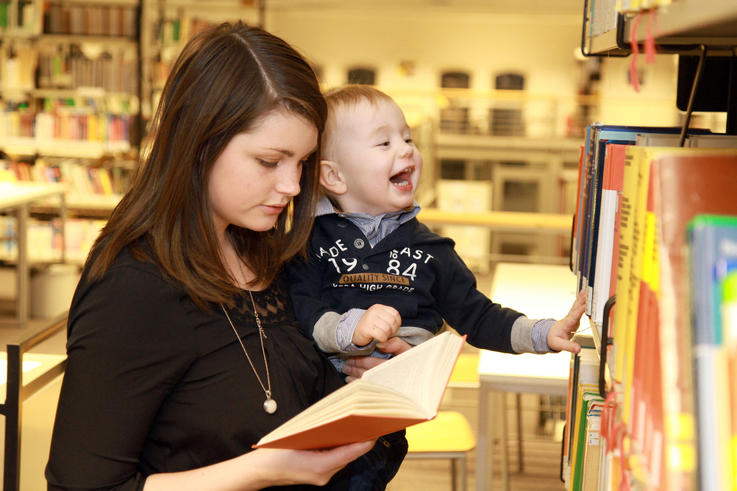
[258,159,279,167]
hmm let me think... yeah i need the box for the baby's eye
[376,141,390,147]
[405,138,413,144]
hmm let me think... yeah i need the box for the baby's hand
[353,304,401,347]
[547,290,586,353]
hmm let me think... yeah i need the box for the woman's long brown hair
[86,22,325,310]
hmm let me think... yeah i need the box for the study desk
[475,262,577,491]
[0,182,67,324]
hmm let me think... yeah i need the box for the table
[475,262,578,491]
[0,182,67,324]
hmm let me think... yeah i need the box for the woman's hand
[343,337,413,382]
[547,289,586,354]
[144,441,375,490]
[250,441,375,487]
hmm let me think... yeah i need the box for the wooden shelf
[418,208,572,233]
[435,133,581,161]
[0,138,132,159]
[35,33,137,47]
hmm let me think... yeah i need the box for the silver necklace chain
[220,290,277,414]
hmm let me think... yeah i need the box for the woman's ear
[319,160,348,195]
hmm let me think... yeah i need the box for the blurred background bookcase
[0,0,261,320]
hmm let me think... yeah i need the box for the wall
[265,7,685,131]
[266,9,586,129]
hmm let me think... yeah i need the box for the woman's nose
[276,164,301,196]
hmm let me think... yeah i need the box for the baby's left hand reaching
[547,290,587,354]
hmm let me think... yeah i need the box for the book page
[362,331,464,415]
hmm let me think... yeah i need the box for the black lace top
[46,246,345,490]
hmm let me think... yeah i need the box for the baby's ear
[319,160,348,195]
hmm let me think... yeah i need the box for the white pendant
[264,397,277,414]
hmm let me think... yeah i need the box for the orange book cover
[255,414,425,450]
[592,142,628,326]
[254,331,466,450]
[651,150,737,488]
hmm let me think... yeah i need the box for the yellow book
[622,146,654,427]
[613,146,640,387]
[96,167,114,195]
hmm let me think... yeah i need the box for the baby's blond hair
[321,85,394,161]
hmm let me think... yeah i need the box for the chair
[404,410,476,491]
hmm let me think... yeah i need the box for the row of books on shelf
[44,2,138,38]
[37,47,138,94]
[1,158,130,199]
[155,15,216,46]
[563,345,607,490]
[0,1,36,34]
[0,215,105,264]
[151,17,217,89]
[566,123,737,490]
[0,108,132,143]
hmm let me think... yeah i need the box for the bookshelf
[571,1,737,490]
[0,181,67,324]
[0,0,142,322]
[434,123,581,264]
[138,0,261,122]
[0,0,141,207]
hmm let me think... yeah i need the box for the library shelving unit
[0,0,142,320]
[433,101,582,265]
[138,0,261,123]
[0,0,141,203]
[570,1,737,490]
[0,181,67,324]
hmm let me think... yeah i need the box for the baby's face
[330,99,423,216]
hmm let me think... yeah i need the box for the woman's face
[208,108,318,239]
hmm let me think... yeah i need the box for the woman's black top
[45,246,345,490]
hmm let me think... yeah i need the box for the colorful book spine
[689,215,737,491]
[720,270,737,490]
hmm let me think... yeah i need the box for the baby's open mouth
[390,167,413,188]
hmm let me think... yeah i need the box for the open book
[254,330,466,449]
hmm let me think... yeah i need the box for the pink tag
[644,9,657,63]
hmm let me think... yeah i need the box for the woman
[46,22,406,490]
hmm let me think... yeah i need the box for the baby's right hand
[353,304,401,347]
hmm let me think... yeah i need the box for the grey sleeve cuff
[510,317,556,354]
[312,311,343,352]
